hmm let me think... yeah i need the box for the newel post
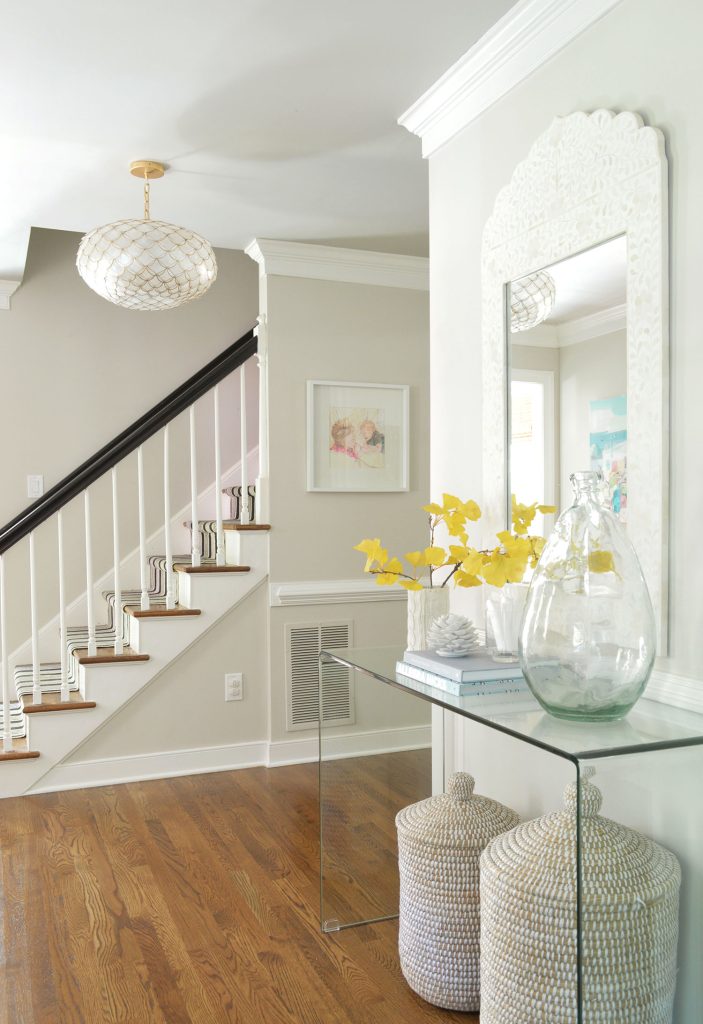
[255,313,270,523]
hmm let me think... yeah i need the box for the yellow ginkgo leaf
[459,499,481,522]
[538,504,557,515]
[353,537,387,572]
[375,572,398,586]
[405,550,426,568]
[442,493,462,510]
[448,545,470,562]
[461,548,484,575]
[424,546,447,567]
[454,571,482,588]
[422,502,444,515]
[385,557,404,575]
[588,550,616,574]
[398,579,424,591]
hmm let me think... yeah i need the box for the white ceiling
[0,0,515,281]
[543,235,627,323]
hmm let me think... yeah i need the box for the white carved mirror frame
[481,110,669,652]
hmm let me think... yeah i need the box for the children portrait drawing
[329,407,385,470]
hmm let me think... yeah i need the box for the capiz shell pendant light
[76,160,217,311]
[510,269,556,332]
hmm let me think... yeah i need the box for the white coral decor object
[427,614,480,657]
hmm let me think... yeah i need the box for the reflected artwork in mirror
[508,235,627,532]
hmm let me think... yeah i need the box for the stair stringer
[0,538,269,799]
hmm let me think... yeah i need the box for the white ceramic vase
[407,587,450,650]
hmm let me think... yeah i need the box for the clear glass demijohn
[519,470,656,721]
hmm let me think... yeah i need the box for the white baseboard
[29,724,432,794]
[268,724,432,766]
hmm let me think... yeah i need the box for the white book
[403,649,525,683]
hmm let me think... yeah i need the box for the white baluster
[57,511,69,701]
[190,405,201,567]
[29,531,42,703]
[255,314,270,523]
[0,555,12,752]
[111,468,123,655]
[137,446,150,610]
[163,426,175,609]
[84,491,97,657]
[214,385,225,566]
[240,363,249,525]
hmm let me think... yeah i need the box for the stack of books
[396,649,531,704]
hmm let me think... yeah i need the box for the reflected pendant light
[76,160,217,311]
[510,270,556,332]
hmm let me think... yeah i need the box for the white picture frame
[306,380,409,492]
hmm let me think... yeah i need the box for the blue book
[403,649,524,683]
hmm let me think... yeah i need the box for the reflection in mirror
[508,236,627,534]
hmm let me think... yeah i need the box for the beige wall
[265,274,430,581]
[427,1,703,1015]
[69,581,270,759]
[263,269,431,743]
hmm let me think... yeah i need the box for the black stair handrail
[0,326,258,555]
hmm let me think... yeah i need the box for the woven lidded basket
[480,773,681,1024]
[395,771,519,1011]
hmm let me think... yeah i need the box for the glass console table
[319,645,703,1023]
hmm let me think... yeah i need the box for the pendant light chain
[143,170,151,221]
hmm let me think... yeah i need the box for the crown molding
[513,303,627,349]
[556,302,626,346]
[0,279,22,311]
[245,238,429,291]
[269,578,408,607]
[398,0,624,158]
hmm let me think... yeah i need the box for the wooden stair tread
[223,523,271,531]
[0,739,40,761]
[23,693,96,714]
[72,647,150,665]
[174,564,251,575]
[126,606,202,618]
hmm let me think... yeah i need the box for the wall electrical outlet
[224,672,243,702]
[27,475,44,499]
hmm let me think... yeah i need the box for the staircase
[0,326,271,799]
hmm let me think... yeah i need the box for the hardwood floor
[0,752,478,1023]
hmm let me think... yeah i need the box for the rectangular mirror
[508,236,627,529]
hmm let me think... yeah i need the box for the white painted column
[214,385,225,565]
[255,314,270,524]
[29,531,42,702]
[84,491,97,657]
[240,364,249,525]
[163,425,175,609]
[137,446,150,610]
[111,468,123,655]
[0,555,12,751]
[189,405,201,567]
[57,511,69,701]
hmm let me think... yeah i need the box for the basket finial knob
[448,772,475,801]
[564,768,602,818]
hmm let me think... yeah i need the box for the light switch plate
[27,475,44,498]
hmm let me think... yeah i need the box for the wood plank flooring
[0,752,478,1023]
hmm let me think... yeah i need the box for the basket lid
[395,772,519,850]
[480,770,681,905]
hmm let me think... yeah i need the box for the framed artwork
[590,395,627,521]
[306,380,409,492]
